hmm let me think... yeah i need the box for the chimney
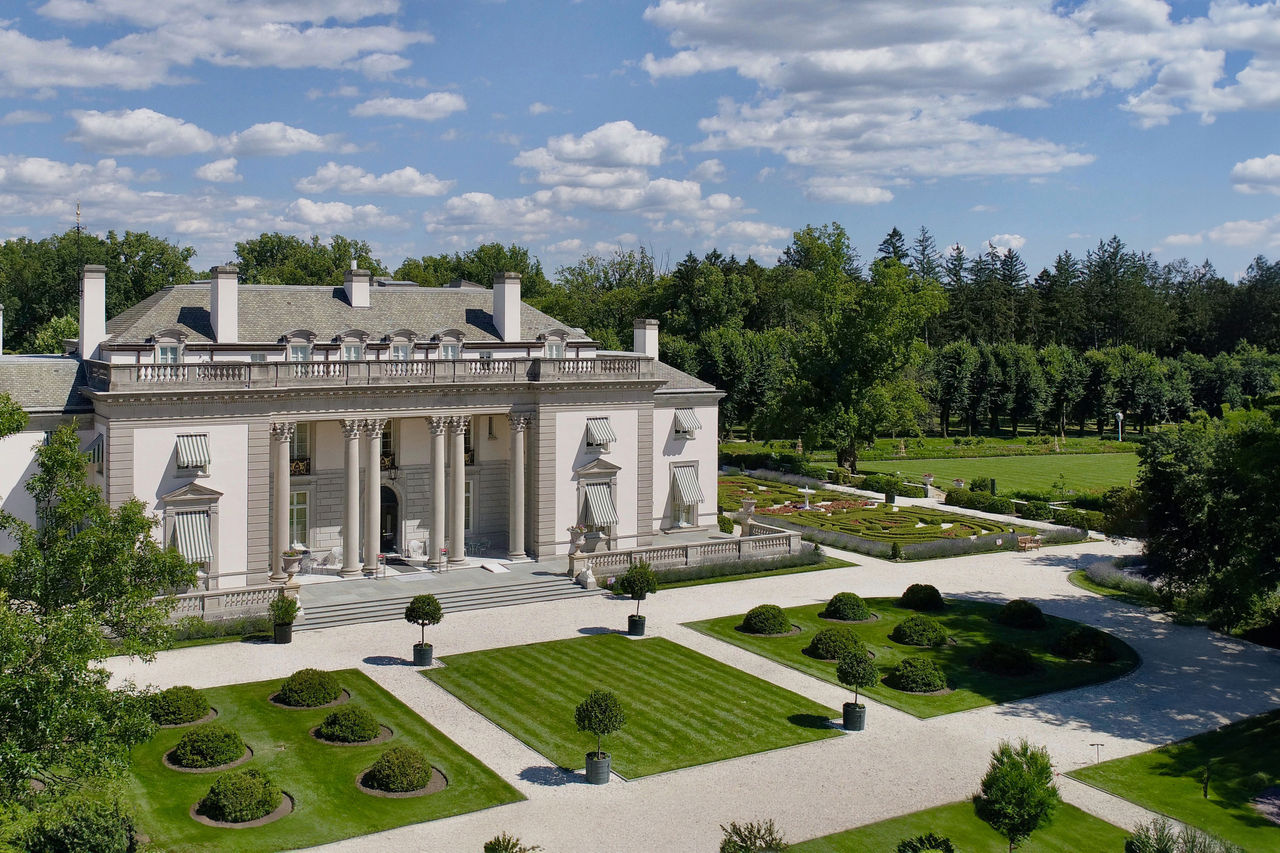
[211,264,239,343]
[493,271,522,342]
[633,318,659,359]
[79,265,107,360]
[344,266,371,308]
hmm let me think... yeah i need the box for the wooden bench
[1017,535,1042,552]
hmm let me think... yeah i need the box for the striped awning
[85,434,104,466]
[585,417,617,445]
[176,434,211,469]
[173,511,213,563]
[674,408,701,432]
[673,466,704,504]
[582,482,619,526]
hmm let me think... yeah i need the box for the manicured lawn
[724,434,1139,462]
[424,634,841,778]
[791,801,1128,852]
[857,453,1140,495]
[1069,710,1280,851]
[687,599,1139,718]
[124,669,521,853]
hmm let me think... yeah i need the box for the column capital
[363,417,387,438]
[341,418,363,439]
[507,411,533,432]
[447,414,471,435]
[270,421,296,441]
[426,415,450,436]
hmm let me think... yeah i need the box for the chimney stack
[493,271,522,341]
[211,265,239,343]
[633,318,659,359]
[79,265,107,360]
[344,267,371,308]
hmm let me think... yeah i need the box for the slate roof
[0,355,91,413]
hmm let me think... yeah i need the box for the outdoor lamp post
[1116,411,1124,442]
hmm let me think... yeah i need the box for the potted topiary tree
[269,593,299,645]
[574,689,625,784]
[404,594,443,666]
[616,561,657,636]
[836,648,878,731]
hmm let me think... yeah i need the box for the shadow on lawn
[788,712,836,730]
[518,765,589,787]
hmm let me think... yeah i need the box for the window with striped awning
[585,417,617,447]
[173,510,213,563]
[582,482,619,526]
[672,465,704,505]
[674,408,701,434]
[85,434,104,472]
[176,434,211,470]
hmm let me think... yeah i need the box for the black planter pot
[273,623,293,645]
[628,614,646,637]
[413,643,433,667]
[585,752,611,785]
[843,702,866,731]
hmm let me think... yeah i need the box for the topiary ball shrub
[364,746,432,793]
[896,832,957,853]
[150,685,210,726]
[898,583,945,611]
[972,641,1039,677]
[198,768,281,823]
[170,723,245,769]
[822,592,871,622]
[316,705,381,744]
[1051,625,1119,662]
[276,668,341,707]
[890,614,948,647]
[995,598,1048,630]
[804,626,868,661]
[888,657,947,693]
[740,604,792,635]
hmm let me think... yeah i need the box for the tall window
[289,491,308,548]
[380,427,395,468]
[391,343,411,360]
[440,343,460,359]
[156,344,180,364]
[290,424,310,461]
[464,480,473,531]
[342,343,363,361]
[289,343,310,362]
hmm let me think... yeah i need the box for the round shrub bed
[363,746,432,793]
[994,598,1048,630]
[890,614,948,647]
[150,685,211,726]
[1051,625,1119,662]
[275,668,341,707]
[197,768,282,824]
[740,604,792,636]
[821,592,871,622]
[170,723,245,769]
[898,583,945,611]
[888,657,947,693]
[972,641,1039,676]
[316,706,381,744]
[804,626,868,661]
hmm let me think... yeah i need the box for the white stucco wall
[555,407,640,546]
[653,403,720,529]
[0,427,98,552]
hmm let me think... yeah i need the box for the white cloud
[804,178,894,204]
[545,237,583,253]
[286,197,402,228]
[194,157,241,183]
[295,162,453,196]
[1205,214,1280,248]
[225,122,349,156]
[528,101,554,115]
[970,204,996,213]
[1231,154,1280,196]
[350,92,467,121]
[543,120,667,167]
[68,107,217,156]
[1164,232,1203,246]
[0,110,51,125]
[690,158,726,182]
[988,233,1027,252]
[0,154,134,195]
[423,192,579,238]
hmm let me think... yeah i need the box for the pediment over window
[280,329,318,344]
[574,457,621,479]
[431,328,466,343]
[161,481,224,504]
[385,329,418,343]
[150,328,189,344]
[336,328,371,343]
[537,328,570,341]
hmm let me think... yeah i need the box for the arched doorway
[380,485,399,554]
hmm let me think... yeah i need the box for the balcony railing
[84,356,655,393]
[289,457,311,476]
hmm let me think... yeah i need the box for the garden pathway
[108,539,1280,853]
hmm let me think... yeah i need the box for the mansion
[0,265,722,589]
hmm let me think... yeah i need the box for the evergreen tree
[877,226,908,262]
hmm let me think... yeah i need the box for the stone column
[363,418,386,571]
[507,412,531,559]
[341,418,363,578]
[449,415,470,566]
[428,416,448,568]
[269,421,295,582]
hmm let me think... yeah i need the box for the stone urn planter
[567,527,586,555]
[585,752,611,785]
[282,551,306,576]
[922,474,934,488]
[843,702,866,731]
[952,478,965,489]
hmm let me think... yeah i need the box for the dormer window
[342,343,364,361]
[156,344,181,364]
[539,328,569,359]
[545,342,564,359]
[440,343,460,360]
[289,344,311,362]
[391,343,411,361]
[432,328,465,360]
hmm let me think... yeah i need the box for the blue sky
[1,0,1279,280]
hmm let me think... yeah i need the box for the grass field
[687,599,1139,718]
[1069,710,1280,851]
[857,452,1140,495]
[724,434,1139,462]
[424,634,841,778]
[791,801,1128,852]
[124,670,521,853]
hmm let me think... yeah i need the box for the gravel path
[108,539,1280,852]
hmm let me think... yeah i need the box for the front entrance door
[380,486,399,554]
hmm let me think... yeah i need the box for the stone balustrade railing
[169,582,282,620]
[568,525,803,580]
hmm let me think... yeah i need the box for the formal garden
[687,587,1139,717]
[424,633,842,778]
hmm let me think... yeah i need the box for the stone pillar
[428,416,448,568]
[449,415,470,565]
[341,418,363,578]
[269,421,295,582]
[507,412,531,559]
[363,418,386,571]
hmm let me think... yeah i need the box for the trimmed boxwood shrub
[740,604,791,635]
[804,626,868,661]
[896,833,956,853]
[276,668,341,707]
[972,641,1039,676]
[717,514,734,533]
[364,746,431,793]
[898,583,945,611]
[1019,500,1053,521]
[1051,625,1119,662]
[198,768,281,823]
[317,705,381,744]
[890,614,948,647]
[171,723,245,769]
[888,657,947,693]
[995,598,1048,630]
[149,685,209,726]
[822,592,870,621]
[944,488,1014,515]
